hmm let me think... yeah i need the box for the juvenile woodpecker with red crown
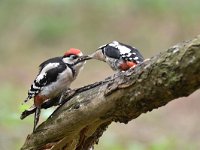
[22,48,85,132]
[90,41,144,71]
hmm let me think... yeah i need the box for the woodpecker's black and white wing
[24,57,67,103]
[101,41,144,64]
[117,42,144,63]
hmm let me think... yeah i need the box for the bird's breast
[40,68,74,98]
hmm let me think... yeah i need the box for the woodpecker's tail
[33,107,41,132]
[20,105,36,120]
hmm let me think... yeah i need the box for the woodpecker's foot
[144,58,150,62]
[139,58,150,65]
[104,72,121,82]
[58,89,76,105]
[112,73,119,79]
[113,71,125,79]
[58,91,65,104]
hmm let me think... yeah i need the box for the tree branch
[21,35,200,150]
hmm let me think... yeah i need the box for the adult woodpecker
[89,41,144,71]
[23,48,85,131]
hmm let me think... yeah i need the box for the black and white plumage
[23,48,85,131]
[90,41,144,71]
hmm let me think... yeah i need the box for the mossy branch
[21,35,200,150]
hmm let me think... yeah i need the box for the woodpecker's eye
[70,55,78,59]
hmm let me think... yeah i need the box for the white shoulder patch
[40,63,60,74]
[117,45,132,54]
[109,41,119,48]
[36,63,60,83]
[36,73,46,83]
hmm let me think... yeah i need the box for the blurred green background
[0,0,200,149]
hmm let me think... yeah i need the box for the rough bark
[21,35,200,150]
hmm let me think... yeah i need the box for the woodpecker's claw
[58,91,66,104]
[58,89,76,105]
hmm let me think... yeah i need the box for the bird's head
[62,48,83,64]
[88,41,119,62]
[88,45,107,62]
[62,48,86,75]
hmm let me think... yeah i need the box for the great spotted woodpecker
[89,41,144,71]
[23,48,85,131]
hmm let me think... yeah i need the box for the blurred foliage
[0,0,200,149]
[95,123,199,150]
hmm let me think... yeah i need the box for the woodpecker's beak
[72,55,92,66]
[79,55,92,61]
[73,49,106,66]
[89,50,106,62]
